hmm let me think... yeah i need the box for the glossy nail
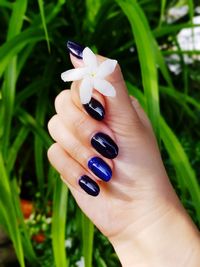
[83,98,105,121]
[88,157,112,182]
[91,132,118,159]
[67,40,85,59]
[78,175,100,196]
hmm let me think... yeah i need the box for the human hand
[47,43,200,267]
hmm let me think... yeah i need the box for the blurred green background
[0,0,200,266]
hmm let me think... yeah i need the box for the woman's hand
[47,51,200,267]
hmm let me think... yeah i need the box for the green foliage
[0,0,200,266]
[52,177,68,267]
[116,0,160,139]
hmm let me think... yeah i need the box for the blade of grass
[52,176,68,267]
[163,50,200,56]
[160,86,200,110]
[153,40,174,89]
[116,0,160,138]
[188,0,194,22]
[10,178,37,262]
[2,62,17,157]
[158,0,166,27]
[85,0,102,32]
[17,44,35,78]
[160,117,200,220]
[0,153,25,267]
[0,1,13,8]
[0,2,28,265]
[45,166,59,204]
[17,107,52,149]
[96,257,107,267]
[15,80,47,106]
[37,0,50,52]
[6,0,27,41]
[81,212,94,267]
[34,90,48,196]
[0,202,9,235]
[7,126,29,173]
[3,0,28,153]
[160,86,198,122]
[0,28,45,76]
[153,22,196,38]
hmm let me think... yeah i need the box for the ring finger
[48,114,113,182]
[48,143,100,197]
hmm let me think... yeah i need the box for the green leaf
[3,0,28,152]
[37,0,51,52]
[188,0,194,22]
[34,89,48,195]
[158,0,166,27]
[52,177,68,267]
[160,117,200,220]
[7,126,29,173]
[160,86,200,117]
[85,0,103,32]
[15,80,46,106]
[17,107,52,148]
[0,153,25,267]
[10,178,37,262]
[81,212,94,267]
[6,0,27,41]
[115,0,160,138]
[0,28,45,76]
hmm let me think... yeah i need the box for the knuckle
[71,143,83,162]
[74,114,89,133]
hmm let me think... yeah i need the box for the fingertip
[70,53,84,68]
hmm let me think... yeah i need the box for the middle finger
[55,89,119,160]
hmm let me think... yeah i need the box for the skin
[47,53,200,267]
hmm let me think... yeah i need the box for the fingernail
[91,133,118,159]
[88,157,112,182]
[67,40,85,59]
[78,175,100,196]
[83,98,105,121]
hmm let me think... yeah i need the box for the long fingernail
[91,133,118,159]
[88,157,112,182]
[78,175,100,196]
[83,98,105,121]
[67,40,85,59]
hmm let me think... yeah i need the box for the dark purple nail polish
[88,157,112,182]
[83,98,105,121]
[91,133,119,159]
[67,40,85,59]
[78,175,100,196]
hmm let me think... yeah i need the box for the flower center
[90,72,96,77]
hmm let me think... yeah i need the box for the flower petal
[61,67,87,82]
[82,47,98,70]
[80,77,93,104]
[97,59,117,78]
[93,78,116,97]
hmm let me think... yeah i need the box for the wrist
[109,197,200,267]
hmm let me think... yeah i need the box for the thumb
[67,42,139,133]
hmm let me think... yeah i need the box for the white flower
[61,47,117,104]
[65,238,72,248]
[167,5,189,24]
[75,256,85,267]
